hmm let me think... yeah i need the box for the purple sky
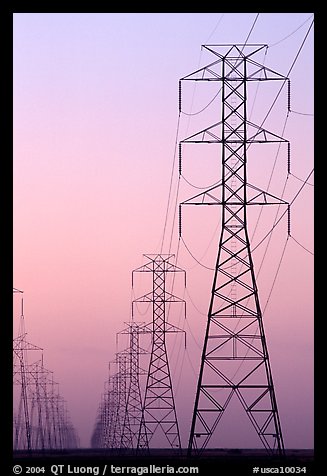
[13,13,314,449]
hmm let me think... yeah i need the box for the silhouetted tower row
[91,376,114,449]
[91,321,148,451]
[13,333,42,450]
[13,290,79,450]
[179,44,289,456]
[110,353,129,448]
[92,256,187,451]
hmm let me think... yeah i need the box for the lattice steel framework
[13,338,79,450]
[13,335,43,450]
[95,376,115,449]
[13,293,43,451]
[13,290,79,451]
[91,324,148,452]
[133,254,186,452]
[179,45,289,456]
[118,321,148,450]
[111,353,129,449]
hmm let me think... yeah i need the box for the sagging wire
[160,112,181,254]
[269,14,314,48]
[260,18,314,129]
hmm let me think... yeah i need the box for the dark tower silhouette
[13,291,42,451]
[133,254,186,452]
[119,321,148,450]
[179,45,289,456]
[13,289,79,450]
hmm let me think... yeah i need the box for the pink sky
[13,13,314,449]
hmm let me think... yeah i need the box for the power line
[180,236,214,271]
[249,20,314,266]
[290,171,314,186]
[248,47,268,121]
[181,174,221,190]
[243,13,260,46]
[180,166,313,275]
[256,176,289,280]
[204,13,225,43]
[185,287,207,319]
[252,168,314,253]
[261,19,314,128]
[160,112,181,253]
[290,109,314,117]
[168,176,182,254]
[289,168,314,205]
[269,14,314,48]
[263,236,289,313]
[180,166,313,272]
[290,235,314,256]
[181,88,221,116]
[250,110,290,244]
[184,345,199,378]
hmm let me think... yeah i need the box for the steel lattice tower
[179,45,290,456]
[118,321,148,450]
[133,254,186,452]
[109,353,129,449]
[13,290,79,451]
[13,293,43,451]
[101,376,115,448]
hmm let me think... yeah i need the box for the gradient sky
[13,12,314,449]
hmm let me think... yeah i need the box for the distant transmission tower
[13,293,43,451]
[112,352,129,449]
[99,375,115,449]
[179,44,290,456]
[133,254,186,452]
[118,321,148,451]
[13,289,79,450]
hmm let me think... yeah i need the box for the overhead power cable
[290,235,314,256]
[180,236,214,271]
[181,174,221,190]
[263,236,289,313]
[269,14,314,48]
[204,13,225,43]
[181,89,221,116]
[243,13,260,45]
[290,172,314,186]
[290,109,314,117]
[181,168,313,269]
[261,19,314,128]
[252,168,314,253]
[160,112,181,254]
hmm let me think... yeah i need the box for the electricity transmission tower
[179,44,290,456]
[13,293,43,451]
[133,254,186,452]
[111,352,129,449]
[118,321,148,450]
[91,323,147,452]
[13,289,79,450]
[95,375,115,449]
